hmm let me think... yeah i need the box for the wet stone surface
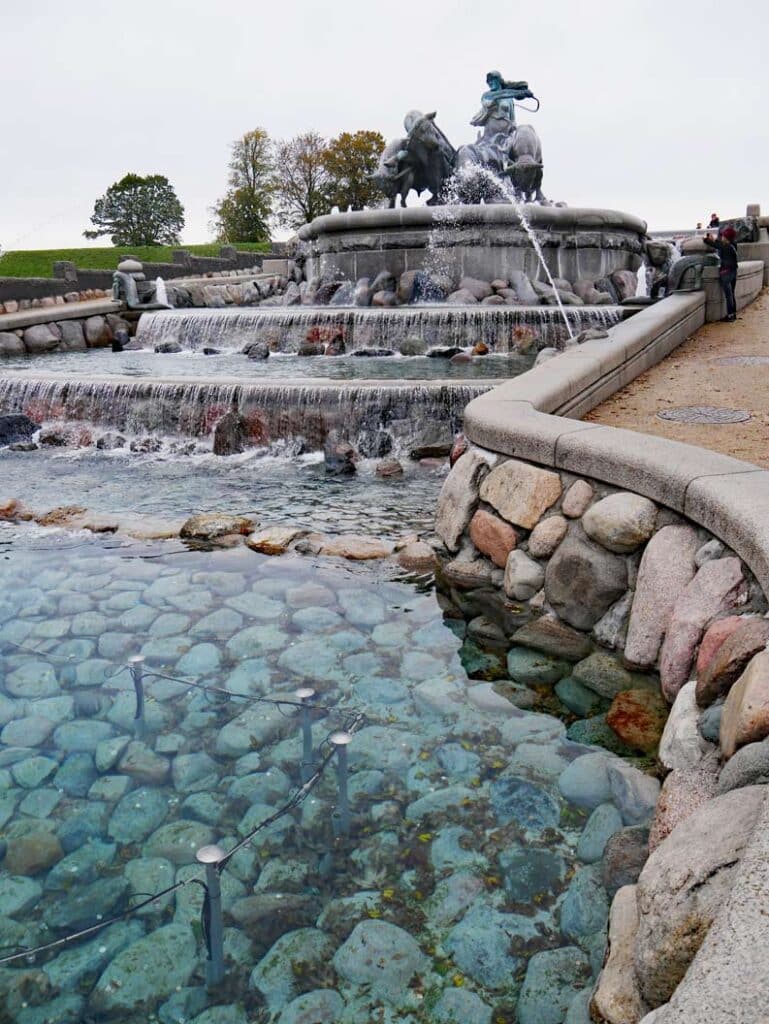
[0,523,660,1022]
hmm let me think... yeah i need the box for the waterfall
[136,305,621,354]
[0,376,489,454]
[635,263,649,298]
[431,166,577,340]
[155,277,169,306]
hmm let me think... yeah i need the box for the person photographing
[703,225,739,321]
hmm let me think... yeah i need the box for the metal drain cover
[712,355,769,366]
[657,405,751,424]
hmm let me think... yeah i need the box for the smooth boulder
[634,785,765,1007]
[582,493,657,553]
[545,528,627,630]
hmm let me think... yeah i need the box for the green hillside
[0,242,272,279]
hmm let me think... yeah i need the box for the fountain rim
[297,204,648,241]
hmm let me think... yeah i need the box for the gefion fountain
[0,70,744,1024]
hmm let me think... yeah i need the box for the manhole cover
[712,355,769,366]
[657,406,751,424]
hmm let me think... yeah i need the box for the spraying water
[435,166,576,341]
[635,263,649,298]
[155,277,169,307]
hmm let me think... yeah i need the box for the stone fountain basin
[298,204,648,284]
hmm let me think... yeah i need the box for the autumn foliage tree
[322,130,386,212]
[272,131,332,231]
[84,173,185,245]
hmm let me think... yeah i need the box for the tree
[84,173,184,245]
[322,130,387,211]
[211,128,274,243]
[272,131,332,230]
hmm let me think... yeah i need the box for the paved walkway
[585,287,769,468]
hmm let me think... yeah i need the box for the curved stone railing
[451,272,769,1023]
[298,204,649,240]
[464,277,769,594]
[298,204,649,283]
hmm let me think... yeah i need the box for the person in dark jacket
[704,225,738,321]
[709,213,720,227]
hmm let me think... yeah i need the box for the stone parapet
[441,279,769,1022]
[703,259,764,319]
[299,204,649,284]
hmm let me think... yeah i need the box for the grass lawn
[0,242,272,279]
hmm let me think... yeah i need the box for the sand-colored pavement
[585,288,769,468]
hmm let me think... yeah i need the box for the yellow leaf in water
[417,833,432,843]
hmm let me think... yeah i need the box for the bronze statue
[374,72,546,206]
[470,71,537,133]
[373,110,456,208]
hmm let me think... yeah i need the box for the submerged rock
[0,414,39,446]
[323,437,356,474]
[518,946,593,1024]
[213,409,249,456]
[333,920,427,1000]
[89,924,196,1016]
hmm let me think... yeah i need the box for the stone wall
[0,309,131,356]
[299,205,648,284]
[433,445,769,1022]
[0,248,285,305]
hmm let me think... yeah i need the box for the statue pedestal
[298,205,648,285]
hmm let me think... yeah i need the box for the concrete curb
[464,287,769,593]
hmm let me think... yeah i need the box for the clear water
[0,348,534,382]
[0,523,623,1021]
[0,447,445,538]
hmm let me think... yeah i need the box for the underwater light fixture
[129,655,147,739]
[330,730,352,838]
[196,844,226,987]
[295,686,318,782]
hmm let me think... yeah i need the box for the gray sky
[2,0,767,249]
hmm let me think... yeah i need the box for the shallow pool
[0,348,534,382]
[0,518,650,1022]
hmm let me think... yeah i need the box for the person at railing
[703,225,739,321]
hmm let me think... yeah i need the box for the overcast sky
[2,0,767,250]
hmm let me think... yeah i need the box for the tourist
[703,225,739,321]
[696,222,703,230]
[709,212,720,227]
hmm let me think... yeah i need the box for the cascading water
[155,277,169,306]
[434,165,577,340]
[136,305,620,354]
[0,375,488,455]
[635,264,649,298]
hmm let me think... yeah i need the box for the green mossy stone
[566,714,638,756]
[507,646,571,687]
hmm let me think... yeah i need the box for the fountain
[0,70,737,1024]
